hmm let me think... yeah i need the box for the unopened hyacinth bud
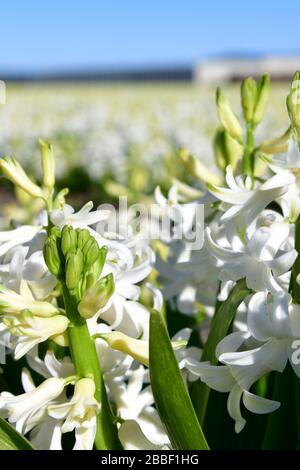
[43,237,62,278]
[241,77,257,123]
[83,238,100,269]
[287,71,300,142]
[100,331,188,367]
[83,272,97,291]
[214,128,243,172]
[82,246,108,291]
[179,148,221,185]
[53,187,69,209]
[50,226,62,239]
[95,246,108,276]
[216,88,243,142]
[76,228,90,250]
[61,225,77,256]
[65,249,84,291]
[100,331,149,366]
[39,139,55,190]
[78,273,114,319]
[0,157,44,199]
[259,126,293,154]
[253,74,270,126]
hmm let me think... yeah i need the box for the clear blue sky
[1,0,300,71]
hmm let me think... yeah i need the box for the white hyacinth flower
[206,218,296,295]
[99,243,154,339]
[4,311,69,359]
[208,165,295,232]
[26,348,75,380]
[0,225,41,258]
[0,374,65,434]
[108,366,170,450]
[48,378,101,450]
[270,135,300,171]
[263,136,300,221]
[183,358,280,433]
[50,201,109,229]
[3,247,57,301]
[219,292,300,378]
[157,242,219,315]
[0,284,60,318]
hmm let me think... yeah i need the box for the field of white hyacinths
[0,73,300,451]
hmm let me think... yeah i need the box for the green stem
[45,195,55,234]
[62,285,122,450]
[242,123,255,178]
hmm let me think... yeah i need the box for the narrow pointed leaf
[0,417,34,450]
[149,309,209,450]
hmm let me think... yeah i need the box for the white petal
[177,285,197,315]
[136,407,169,446]
[227,384,246,433]
[119,420,164,450]
[205,228,240,262]
[242,390,280,415]
[21,368,36,393]
[216,331,250,359]
[268,250,298,276]
[30,417,62,450]
[74,414,97,450]
[246,228,270,260]
[44,351,75,378]
[145,283,163,311]
[183,359,235,392]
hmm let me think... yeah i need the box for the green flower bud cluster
[215,74,270,179]
[43,225,114,318]
[216,74,270,140]
[241,74,270,127]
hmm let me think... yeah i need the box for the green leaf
[263,365,297,449]
[0,417,34,450]
[191,279,252,425]
[294,374,300,449]
[149,309,209,450]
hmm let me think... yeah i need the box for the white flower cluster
[0,87,218,186]
[0,199,177,450]
[1,72,300,450]
[156,103,300,432]
[0,85,288,195]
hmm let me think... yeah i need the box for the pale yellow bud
[39,139,55,190]
[100,331,149,366]
[259,127,293,154]
[179,149,222,185]
[216,88,243,142]
[100,331,188,367]
[0,157,44,199]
